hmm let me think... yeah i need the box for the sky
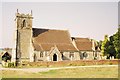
[0,0,119,48]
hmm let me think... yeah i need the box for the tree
[113,28,120,58]
[101,28,120,59]
[101,35,109,56]
[108,36,116,58]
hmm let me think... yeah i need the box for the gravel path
[1,65,118,73]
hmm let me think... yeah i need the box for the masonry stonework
[15,12,33,62]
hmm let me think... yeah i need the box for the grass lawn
[2,66,118,78]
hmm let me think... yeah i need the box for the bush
[8,62,15,67]
[109,62,113,65]
[116,54,119,59]
[68,63,73,66]
[81,63,86,66]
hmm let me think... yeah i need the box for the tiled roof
[32,28,77,51]
[74,38,93,51]
[32,43,43,51]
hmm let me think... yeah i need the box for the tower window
[23,20,26,27]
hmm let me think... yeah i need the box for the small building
[1,52,11,62]
[0,48,12,62]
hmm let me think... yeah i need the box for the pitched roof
[32,28,77,51]
[1,51,11,57]
[73,37,93,51]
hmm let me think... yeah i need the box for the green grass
[2,66,118,78]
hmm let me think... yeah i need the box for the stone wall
[34,50,80,61]
[63,52,80,60]
[34,51,46,61]
[80,51,101,60]
[17,29,32,62]
[15,12,33,63]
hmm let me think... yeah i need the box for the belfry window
[23,20,26,27]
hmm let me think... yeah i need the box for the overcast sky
[0,1,119,48]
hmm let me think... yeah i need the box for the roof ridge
[39,44,43,51]
[40,43,74,45]
[32,28,68,31]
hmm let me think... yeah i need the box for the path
[1,65,118,73]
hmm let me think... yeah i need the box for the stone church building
[11,11,100,63]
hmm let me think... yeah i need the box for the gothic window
[23,20,26,27]
[69,52,74,58]
[83,52,88,58]
[45,52,47,57]
[62,54,64,58]
[40,52,43,57]
[33,53,37,62]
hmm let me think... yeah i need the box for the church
[11,10,100,63]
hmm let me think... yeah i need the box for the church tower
[15,10,34,63]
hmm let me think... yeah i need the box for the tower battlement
[16,13,33,19]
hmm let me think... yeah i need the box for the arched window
[23,20,26,27]
[40,52,43,57]
[83,52,88,58]
[69,52,74,58]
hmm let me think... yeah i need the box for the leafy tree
[101,35,109,56]
[108,36,116,58]
[113,28,120,58]
[101,28,120,59]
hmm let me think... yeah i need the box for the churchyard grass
[2,66,118,78]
